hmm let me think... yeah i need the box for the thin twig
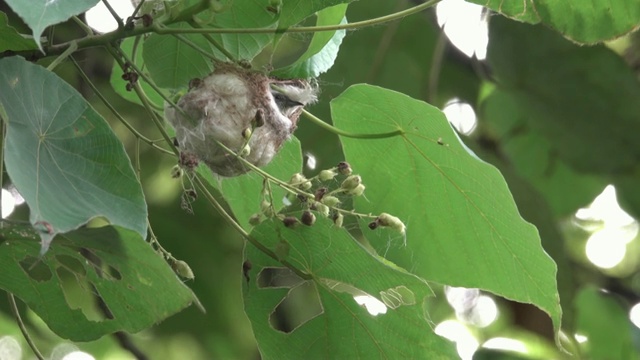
[8,294,45,360]
[427,29,447,104]
[70,57,174,155]
[101,0,125,29]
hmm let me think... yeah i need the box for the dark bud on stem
[301,211,316,226]
[283,216,298,228]
[368,220,379,230]
[337,161,352,176]
[314,187,328,201]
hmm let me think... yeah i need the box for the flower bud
[319,169,337,181]
[346,183,365,196]
[239,144,251,157]
[377,213,406,235]
[282,216,298,228]
[174,260,194,279]
[314,187,328,201]
[290,173,312,190]
[261,200,275,217]
[321,195,340,207]
[333,212,344,228]
[341,175,361,190]
[171,165,183,178]
[249,213,261,226]
[301,210,316,226]
[337,161,352,175]
[242,127,252,140]
[314,203,330,217]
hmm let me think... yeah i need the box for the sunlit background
[2,0,640,359]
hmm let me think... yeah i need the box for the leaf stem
[71,16,94,36]
[428,29,447,104]
[301,109,405,139]
[12,0,440,58]
[46,41,77,71]
[8,293,45,360]
[187,20,238,62]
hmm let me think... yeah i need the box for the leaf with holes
[332,84,562,346]
[0,222,199,341]
[4,0,99,52]
[0,56,147,253]
[243,217,457,359]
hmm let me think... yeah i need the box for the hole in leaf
[379,285,416,309]
[55,255,86,277]
[269,281,323,333]
[79,248,120,281]
[321,279,389,316]
[56,267,108,321]
[257,267,304,289]
[19,256,52,282]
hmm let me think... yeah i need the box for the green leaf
[143,23,216,90]
[277,0,353,29]
[4,0,99,52]
[243,217,457,359]
[211,138,303,231]
[111,37,166,108]
[0,56,147,252]
[466,0,539,23]
[487,16,640,174]
[332,84,562,344]
[534,0,640,44]
[480,87,606,217]
[575,287,639,359]
[272,4,347,79]
[0,222,198,341]
[202,1,278,61]
[0,11,38,52]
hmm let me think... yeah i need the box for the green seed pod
[319,169,337,181]
[239,144,251,157]
[341,175,361,190]
[242,127,252,140]
[290,173,312,190]
[249,213,262,226]
[377,213,406,235]
[321,195,340,207]
[315,203,330,217]
[301,210,316,226]
[333,212,344,228]
[174,260,194,279]
[261,200,275,217]
[347,183,365,196]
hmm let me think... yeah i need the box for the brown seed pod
[165,63,317,177]
[301,210,316,226]
[282,216,298,228]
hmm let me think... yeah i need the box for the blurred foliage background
[2,0,640,359]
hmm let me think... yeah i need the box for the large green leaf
[467,0,539,23]
[487,16,640,174]
[0,222,198,341]
[4,0,99,52]
[533,0,640,44]
[143,23,217,90]
[332,85,562,342]
[277,0,353,30]
[211,138,303,231]
[272,4,347,79]
[575,287,639,359]
[468,0,640,43]
[0,11,38,52]
[480,87,606,217]
[243,217,457,359]
[0,56,147,252]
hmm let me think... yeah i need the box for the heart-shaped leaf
[0,56,147,253]
[332,84,562,345]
